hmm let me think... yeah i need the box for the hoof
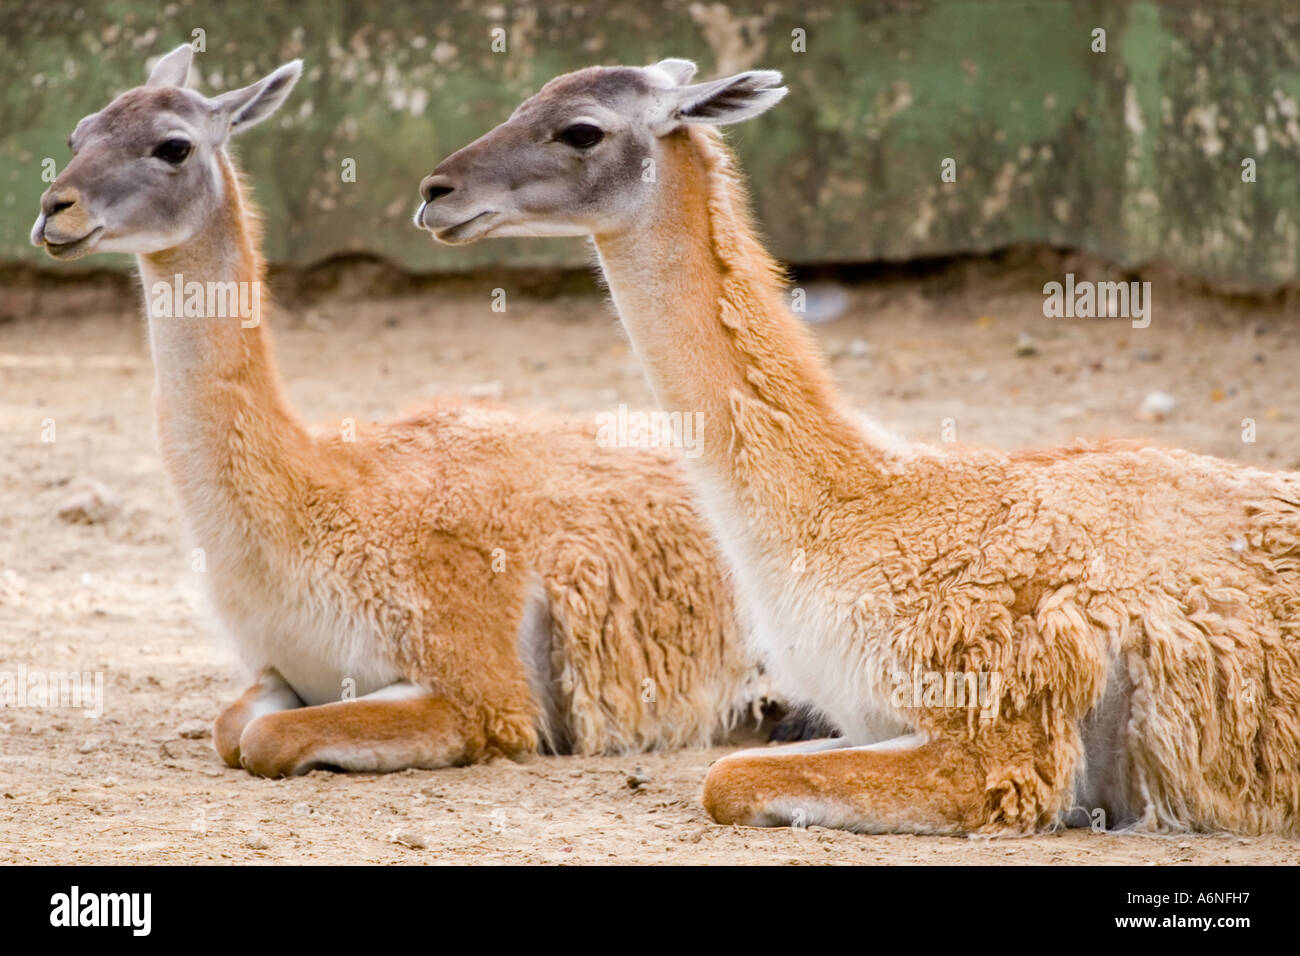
[237,713,308,778]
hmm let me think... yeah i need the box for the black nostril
[42,188,78,216]
[420,175,454,203]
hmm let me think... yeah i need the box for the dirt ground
[1,254,1298,865]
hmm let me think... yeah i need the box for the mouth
[42,226,104,261]
[429,210,494,246]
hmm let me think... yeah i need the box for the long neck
[593,127,885,525]
[138,152,311,539]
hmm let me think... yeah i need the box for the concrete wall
[3,0,1298,290]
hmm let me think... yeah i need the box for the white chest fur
[194,528,402,706]
[695,477,908,745]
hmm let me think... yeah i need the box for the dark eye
[153,139,192,165]
[558,123,603,149]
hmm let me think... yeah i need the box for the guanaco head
[31,44,301,260]
[414,59,785,244]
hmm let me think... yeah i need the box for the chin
[430,229,480,247]
[97,236,167,255]
[42,230,103,260]
[491,221,590,239]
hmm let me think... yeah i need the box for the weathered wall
[3,0,1298,290]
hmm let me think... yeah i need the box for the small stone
[243,831,271,850]
[388,829,426,850]
[1138,390,1177,422]
[302,309,331,331]
[846,338,872,359]
[177,720,209,740]
[0,570,26,607]
[57,479,121,525]
[1133,348,1160,362]
[76,739,99,755]
[626,767,651,790]
[795,283,849,324]
[466,381,505,399]
[1014,332,1038,357]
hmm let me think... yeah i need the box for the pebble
[302,309,331,331]
[1138,390,1177,422]
[466,381,505,399]
[794,283,850,324]
[57,479,121,525]
[243,831,272,850]
[177,720,209,740]
[0,570,25,606]
[388,829,427,850]
[1014,332,1038,356]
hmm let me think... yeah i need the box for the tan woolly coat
[148,154,762,763]
[590,123,1300,834]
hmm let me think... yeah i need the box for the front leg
[236,682,490,777]
[703,734,989,834]
[213,668,304,768]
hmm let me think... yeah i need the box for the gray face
[31,87,226,259]
[414,60,787,245]
[30,44,302,261]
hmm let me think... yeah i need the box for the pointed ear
[648,58,698,86]
[147,44,196,88]
[212,60,302,135]
[652,69,787,134]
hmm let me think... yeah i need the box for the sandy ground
[1,256,1298,865]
